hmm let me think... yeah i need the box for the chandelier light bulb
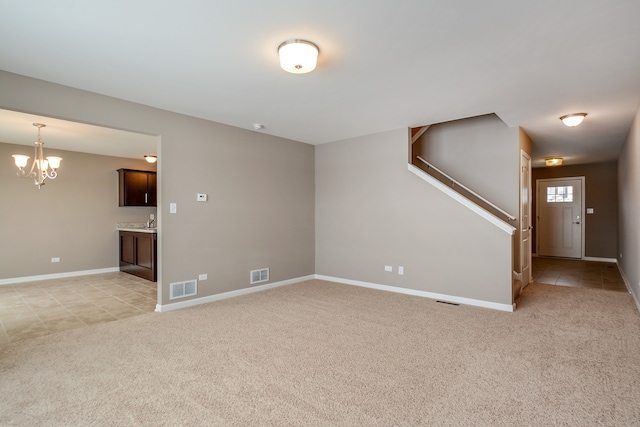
[12,154,29,168]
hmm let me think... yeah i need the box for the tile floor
[0,272,156,346]
[532,256,628,292]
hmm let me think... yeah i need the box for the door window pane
[547,186,573,203]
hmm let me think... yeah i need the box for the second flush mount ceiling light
[278,39,319,74]
[560,113,587,127]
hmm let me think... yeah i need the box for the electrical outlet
[385,265,393,272]
[398,266,404,275]
[51,257,60,263]
[199,273,208,281]
[197,193,208,202]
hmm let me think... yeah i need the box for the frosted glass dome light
[560,113,587,127]
[278,39,319,74]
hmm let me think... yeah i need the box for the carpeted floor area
[1,279,639,425]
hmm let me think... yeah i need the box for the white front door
[537,178,584,258]
[520,151,532,287]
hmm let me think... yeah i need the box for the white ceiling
[0,109,157,159]
[1,1,639,167]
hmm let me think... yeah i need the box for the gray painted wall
[532,161,618,259]
[0,71,315,306]
[618,105,640,303]
[0,142,155,279]
[315,128,513,305]
[414,114,520,219]
[413,114,523,279]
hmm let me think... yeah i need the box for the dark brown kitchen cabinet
[119,231,157,281]
[118,169,157,207]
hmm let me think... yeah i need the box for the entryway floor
[0,272,156,346]
[532,256,628,292]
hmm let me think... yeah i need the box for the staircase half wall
[315,128,515,311]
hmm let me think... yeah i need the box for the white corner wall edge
[617,261,640,314]
[155,275,316,312]
[0,267,121,286]
[408,164,516,236]
[315,274,515,312]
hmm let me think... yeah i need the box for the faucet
[147,219,155,228]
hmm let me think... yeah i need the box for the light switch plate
[170,203,177,214]
[587,208,594,214]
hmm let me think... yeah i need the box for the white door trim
[520,150,532,290]
[535,176,585,259]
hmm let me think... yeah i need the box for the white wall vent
[170,280,197,300]
[250,268,269,285]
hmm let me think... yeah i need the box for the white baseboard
[583,257,617,263]
[0,267,121,286]
[314,275,515,312]
[617,261,640,313]
[155,275,315,312]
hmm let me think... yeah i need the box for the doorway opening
[536,177,585,259]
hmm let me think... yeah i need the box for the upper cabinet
[118,169,157,207]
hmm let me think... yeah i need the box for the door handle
[573,221,581,225]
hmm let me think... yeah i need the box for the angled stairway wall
[315,128,514,309]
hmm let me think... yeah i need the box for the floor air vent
[250,268,269,285]
[170,280,197,300]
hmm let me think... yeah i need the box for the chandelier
[12,123,62,189]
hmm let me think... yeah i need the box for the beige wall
[414,114,520,219]
[315,128,513,306]
[0,142,155,279]
[0,71,315,306]
[413,114,522,278]
[532,161,618,259]
[618,105,640,302]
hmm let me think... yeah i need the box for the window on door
[546,186,573,203]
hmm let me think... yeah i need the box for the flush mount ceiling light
[144,155,157,163]
[278,39,319,74]
[12,123,62,189]
[560,113,587,127]
[545,157,563,167]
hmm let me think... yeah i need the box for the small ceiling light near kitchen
[560,113,587,127]
[545,157,563,167]
[144,155,157,163]
[278,39,319,74]
[12,123,62,189]
[253,123,264,131]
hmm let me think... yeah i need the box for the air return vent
[250,268,269,285]
[170,280,197,300]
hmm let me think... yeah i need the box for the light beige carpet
[1,280,639,426]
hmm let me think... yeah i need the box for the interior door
[520,151,532,288]
[537,178,583,258]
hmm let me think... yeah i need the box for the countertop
[117,227,157,233]
[116,222,157,233]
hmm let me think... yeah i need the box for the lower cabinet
[119,231,157,282]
